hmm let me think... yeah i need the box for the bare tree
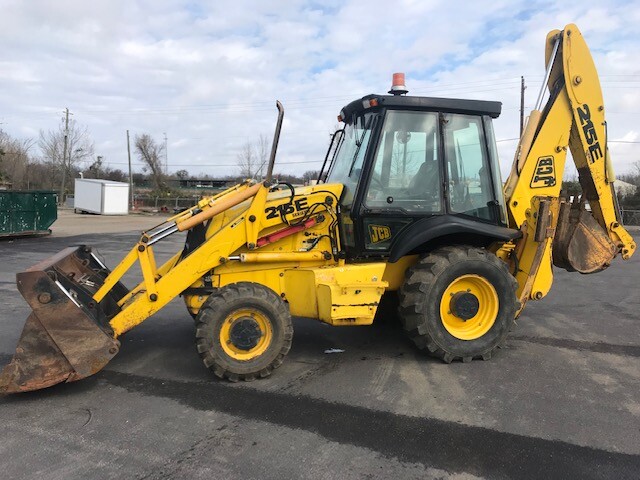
[82,157,127,183]
[0,130,8,182]
[29,160,58,190]
[237,141,256,178]
[135,133,166,192]
[255,134,269,178]
[104,168,127,183]
[0,131,36,189]
[175,169,189,180]
[237,134,270,179]
[86,155,104,178]
[12,138,36,189]
[302,170,320,183]
[39,118,94,202]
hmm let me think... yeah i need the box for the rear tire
[195,282,293,381]
[398,246,518,363]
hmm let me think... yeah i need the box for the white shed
[74,178,129,215]
[614,180,638,197]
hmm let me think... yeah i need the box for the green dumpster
[0,190,58,238]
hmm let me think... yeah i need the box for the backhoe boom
[502,24,635,309]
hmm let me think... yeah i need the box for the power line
[6,74,640,118]
[3,76,640,121]
[102,159,324,167]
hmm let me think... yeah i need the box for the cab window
[443,114,496,221]
[326,113,375,208]
[364,110,441,213]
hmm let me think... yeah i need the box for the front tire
[399,246,518,363]
[195,282,293,381]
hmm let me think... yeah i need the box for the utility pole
[519,76,526,137]
[127,130,133,211]
[163,132,168,175]
[60,108,71,205]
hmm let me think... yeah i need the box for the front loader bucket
[0,246,126,394]
[553,200,617,274]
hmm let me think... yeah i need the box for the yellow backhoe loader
[0,24,635,393]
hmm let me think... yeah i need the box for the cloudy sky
[1,0,639,179]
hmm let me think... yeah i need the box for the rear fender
[388,215,521,263]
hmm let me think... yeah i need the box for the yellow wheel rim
[440,274,499,340]
[220,308,273,360]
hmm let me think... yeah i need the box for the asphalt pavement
[0,219,638,479]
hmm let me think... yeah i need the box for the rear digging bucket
[0,246,124,394]
[552,200,617,273]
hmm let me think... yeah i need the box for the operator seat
[409,160,440,197]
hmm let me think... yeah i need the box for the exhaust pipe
[265,101,284,185]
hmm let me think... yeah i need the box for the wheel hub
[449,292,480,320]
[229,318,263,351]
[440,274,499,340]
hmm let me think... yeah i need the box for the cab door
[442,113,504,224]
[357,110,443,253]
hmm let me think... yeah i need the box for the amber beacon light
[389,72,408,95]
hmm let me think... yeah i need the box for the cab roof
[339,94,502,124]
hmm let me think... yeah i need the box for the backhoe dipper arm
[502,24,636,310]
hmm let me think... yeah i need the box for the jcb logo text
[530,156,556,188]
[369,225,391,244]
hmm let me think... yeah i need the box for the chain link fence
[133,195,210,213]
[620,208,640,226]
[73,191,640,226]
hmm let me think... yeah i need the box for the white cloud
[0,0,638,179]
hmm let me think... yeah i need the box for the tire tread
[399,245,518,363]
[195,282,293,382]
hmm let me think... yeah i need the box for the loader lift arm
[78,98,288,338]
[0,101,341,393]
[500,24,635,311]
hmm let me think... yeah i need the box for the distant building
[169,178,233,189]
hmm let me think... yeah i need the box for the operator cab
[321,76,515,260]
